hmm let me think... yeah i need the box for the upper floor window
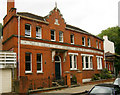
[36,26,42,39]
[69,53,78,70]
[82,37,85,46]
[37,53,42,73]
[88,38,91,47]
[51,30,55,41]
[99,42,101,49]
[59,31,63,42]
[54,19,59,25]
[96,40,98,49]
[97,56,103,69]
[25,52,32,73]
[81,54,93,70]
[70,34,74,44]
[25,24,31,37]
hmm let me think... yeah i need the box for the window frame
[51,30,56,41]
[37,53,43,73]
[81,54,93,70]
[96,56,103,70]
[25,52,32,73]
[70,34,74,44]
[96,40,98,49]
[36,26,42,39]
[99,41,101,49]
[59,31,63,42]
[69,53,78,70]
[25,24,31,37]
[54,18,59,25]
[88,38,91,47]
[82,37,85,46]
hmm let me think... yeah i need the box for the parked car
[87,84,120,95]
[114,78,120,87]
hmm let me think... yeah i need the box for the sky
[0,0,119,35]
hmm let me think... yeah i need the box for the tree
[0,23,2,38]
[97,26,120,55]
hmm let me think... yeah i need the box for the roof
[66,24,103,40]
[16,12,103,41]
[105,52,120,57]
[17,12,45,21]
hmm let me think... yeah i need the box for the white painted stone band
[21,40,103,55]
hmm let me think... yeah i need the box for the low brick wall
[82,78,115,85]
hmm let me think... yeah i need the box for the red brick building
[3,0,104,92]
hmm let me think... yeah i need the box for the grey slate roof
[17,12,45,21]
[17,12,103,40]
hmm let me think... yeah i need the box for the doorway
[55,56,61,80]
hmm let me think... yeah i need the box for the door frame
[55,56,62,78]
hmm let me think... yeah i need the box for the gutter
[16,14,49,25]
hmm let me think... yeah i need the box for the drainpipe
[18,16,20,80]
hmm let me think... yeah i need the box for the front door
[55,56,61,80]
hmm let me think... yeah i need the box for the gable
[45,7,66,28]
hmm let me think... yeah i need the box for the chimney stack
[7,0,15,14]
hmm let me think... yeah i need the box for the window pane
[74,56,77,68]
[37,54,41,62]
[25,53,31,61]
[70,34,74,43]
[51,30,55,40]
[99,42,101,49]
[25,24,31,36]
[82,37,85,45]
[25,53,31,71]
[59,31,63,42]
[25,62,31,71]
[37,54,42,71]
[36,27,41,38]
[86,56,88,68]
[82,56,84,68]
[55,56,60,61]
[88,38,90,46]
[100,58,102,69]
[96,40,98,48]
[37,63,41,70]
[70,56,72,68]
[90,56,93,68]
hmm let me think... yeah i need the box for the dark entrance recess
[55,56,61,80]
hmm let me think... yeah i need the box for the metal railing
[0,52,16,68]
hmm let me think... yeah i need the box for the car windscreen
[90,86,113,94]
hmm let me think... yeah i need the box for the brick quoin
[2,0,104,93]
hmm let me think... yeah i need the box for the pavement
[30,82,113,95]
[44,82,113,94]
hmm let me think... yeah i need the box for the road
[30,82,113,95]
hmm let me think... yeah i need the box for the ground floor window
[96,56,103,69]
[81,54,93,70]
[69,53,78,70]
[37,53,42,73]
[25,52,32,73]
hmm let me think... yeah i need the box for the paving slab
[44,82,113,94]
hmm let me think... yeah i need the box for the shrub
[91,75,99,81]
[100,69,112,79]
[71,75,77,84]
[91,69,113,81]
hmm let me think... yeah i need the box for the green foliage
[71,74,77,85]
[91,74,99,81]
[91,69,112,81]
[114,58,120,77]
[0,23,2,38]
[97,26,120,55]
[100,69,112,79]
